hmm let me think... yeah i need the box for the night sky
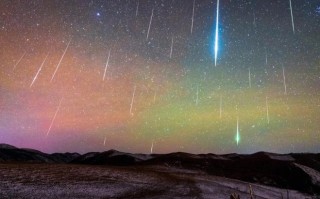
[1,0,320,154]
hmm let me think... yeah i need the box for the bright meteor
[150,141,154,154]
[103,50,111,81]
[130,85,136,116]
[46,98,63,136]
[236,117,240,146]
[214,0,220,66]
[13,51,26,71]
[289,0,295,34]
[191,0,195,34]
[51,39,71,82]
[146,8,154,40]
[30,53,49,88]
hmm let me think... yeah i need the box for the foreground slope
[1,143,320,198]
[0,164,311,199]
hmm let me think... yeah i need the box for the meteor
[236,117,240,146]
[289,0,295,34]
[191,0,195,34]
[135,0,139,16]
[146,8,154,40]
[266,96,270,124]
[253,12,256,27]
[150,141,154,154]
[130,86,136,116]
[46,98,63,136]
[103,50,111,81]
[248,68,252,88]
[30,53,49,88]
[214,0,220,66]
[51,39,72,82]
[169,37,174,59]
[219,95,222,119]
[265,52,268,65]
[13,51,26,71]
[103,136,107,146]
[282,66,287,95]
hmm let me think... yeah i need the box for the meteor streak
[219,95,222,119]
[103,50,111,81]
[146,8,154,40]
[13,52,26,71]
[236,117,240,146]
[136,0,139,16]
[51,39,71,82]
[265,52,268,65]
[103,136,107,146]
[191,0,195,34]
[248,68,252,88]
[195,85,199,106]
[46,98,63,136]
[266,96,270,124]
[253,12,256,27]
[289,0,295,33]
[30,53,49,87]
[214,0,220,66]
[282,66,287,95]
[150,141,154,154]
[169,37,174,59]
[130,86,136,116]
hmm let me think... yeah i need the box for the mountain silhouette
[1,143,320,194]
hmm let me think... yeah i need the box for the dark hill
[0,144,320,194]
[0,143,80,163]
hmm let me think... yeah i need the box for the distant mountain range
[1,143,320,195]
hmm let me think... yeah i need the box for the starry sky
[0,0,320,154]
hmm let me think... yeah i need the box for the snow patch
[268,154,295,161]
[294,163,320,186]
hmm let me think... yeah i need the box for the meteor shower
[1,1,320,198]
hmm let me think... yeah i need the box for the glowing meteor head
[236,117,240,145]
[235,132,240,146]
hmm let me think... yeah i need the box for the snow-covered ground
[0,163,314,199]
[295,163,320,187]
